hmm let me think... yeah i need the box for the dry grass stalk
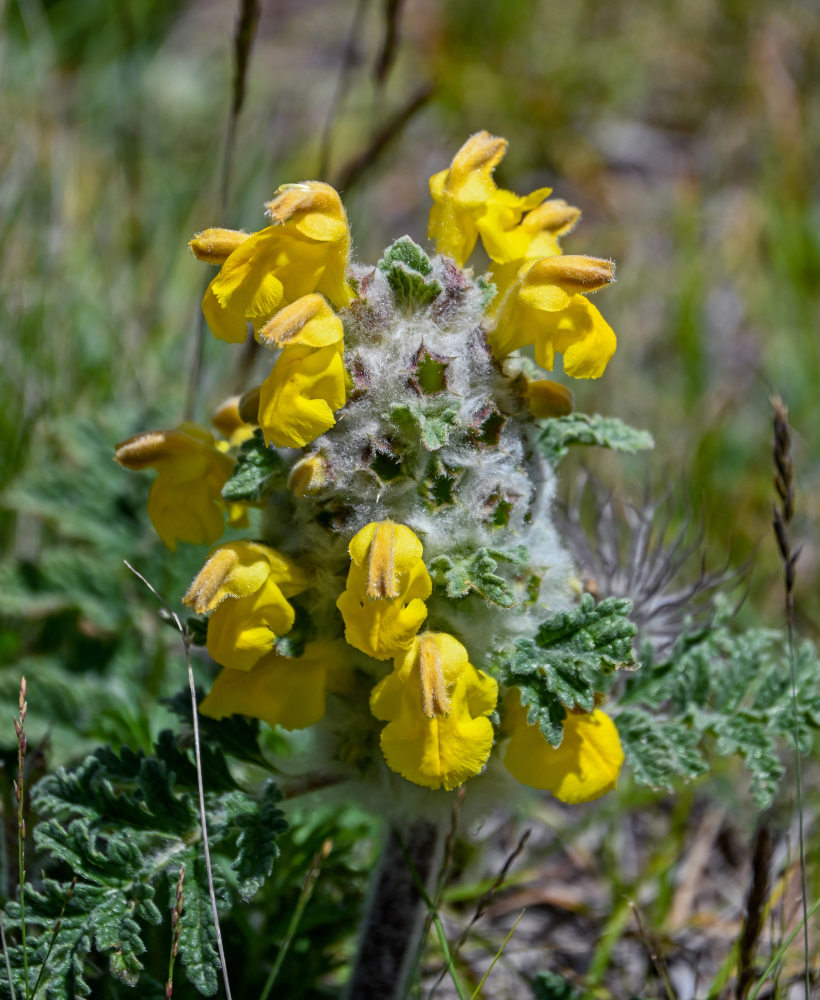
[736,823,774,1000]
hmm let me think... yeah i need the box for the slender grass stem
[0,913,16,1000]
[124,561,233,1000]
[30,878,76,1000]
[15,678,29,1000]
[259,839,331,1000]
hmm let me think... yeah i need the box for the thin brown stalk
[770,395,809,998]
[317,0,372,180]
[426,829,531,1000]
[737,822,774,1000]
[373,0,406,84]
[14,677,29,1000]
[332,81,434,194]
[629,901,675,1000]
[165,865,185,1000]
[185,0,261,421]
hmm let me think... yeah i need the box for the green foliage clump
[616,601,820,807]
[2,716,286,998]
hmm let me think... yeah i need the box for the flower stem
[345,818,444,1000]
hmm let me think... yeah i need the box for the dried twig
[186,0,261,421]
[332,81,434,194]
[426,829,531,1000]
[14,678,29,1000]
[374,0,406,84]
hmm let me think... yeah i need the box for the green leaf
[1,723,287,997]
[537,413,654,463]
[391,401,460,451]
[221,429,286,503]
[616,599,820,806]
[429,546,528,608]
[377,236,442,311]
[499,594,637,746]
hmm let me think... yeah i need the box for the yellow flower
[199,640,352,731]
[488,198,582,302]
[428,131,549,268]
[336,521,431,660]
[503,694,624,803]
[370,632,498,790]
[114,422,244,550]
[255,294,346,448]
[184,540,309,670]
[488,255,617,379]
[196,182,356,343]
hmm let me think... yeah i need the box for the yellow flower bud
[488,256,617,379]
[525,379,574,418]
[184,541,308,670]
[256,295,346,449]
[189,228,250,264]
[287,452,332,496]
[428,131,550,267]
[198,181,355,344]
[199,640,352,731]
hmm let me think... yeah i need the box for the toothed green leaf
[538,413,654,463]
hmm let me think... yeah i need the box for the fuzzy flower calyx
[370,633,499,791]
[336,521,432,660]
[114,422,244,550]
[184,541,309,670]
[199,181,355,344]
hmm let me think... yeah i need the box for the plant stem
[345,818,444,1000]
[15,677,29,1000]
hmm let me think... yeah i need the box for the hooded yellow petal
[205,578,296,671]
[202,278,253,344]
[504,695,624,803]
[258,343,346,449]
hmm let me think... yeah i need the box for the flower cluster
[117,132,628,803]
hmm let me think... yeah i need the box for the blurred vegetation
[0,0,818,995]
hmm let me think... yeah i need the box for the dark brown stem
[345,819,444,1000]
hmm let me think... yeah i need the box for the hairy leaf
[499,595,637,746]
[616,600,820,805]
[221,429,286,502]
[429,546,528,608]
[377,236,442,311]
[1,725,287,997]
[538,413,654,463]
